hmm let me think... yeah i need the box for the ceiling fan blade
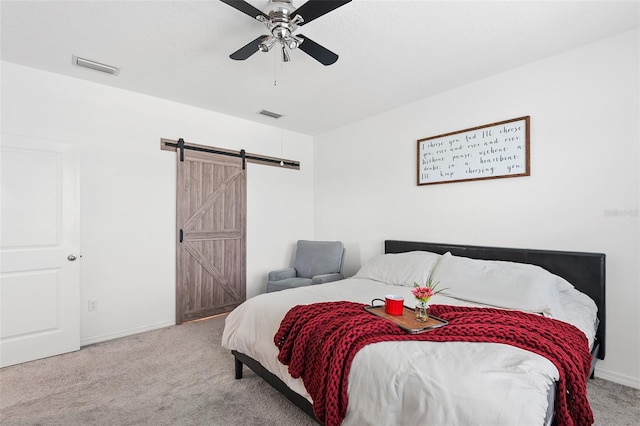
[219,0,268,20]
[297,34,339,66]
[230,35,269,60]
[292,0,352,25]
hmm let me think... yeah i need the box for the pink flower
[411,279,446,302]
[411,286,434,301]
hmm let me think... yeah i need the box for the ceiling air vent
[72,55,120,76]
[258,109,283,119]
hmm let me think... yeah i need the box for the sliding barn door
[176,150,246,324]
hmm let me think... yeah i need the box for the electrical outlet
[88,299,98,312]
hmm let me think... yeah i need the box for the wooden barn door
[176,150,246,324]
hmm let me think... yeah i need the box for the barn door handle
[179,229,184,243]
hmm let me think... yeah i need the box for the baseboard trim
[595,367,640,389]
[80,320,175,347]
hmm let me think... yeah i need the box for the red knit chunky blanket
[274,301,593,426]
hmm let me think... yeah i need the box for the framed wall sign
[417,116,530,186]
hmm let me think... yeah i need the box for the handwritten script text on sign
[418,118,528,185]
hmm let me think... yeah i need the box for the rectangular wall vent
[258,109,283,119]
[72,55,120,76]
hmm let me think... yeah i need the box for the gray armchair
[266,240,345,293]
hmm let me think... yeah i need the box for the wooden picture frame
[417,116,530,185]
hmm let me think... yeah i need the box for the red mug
[372,295,404,316]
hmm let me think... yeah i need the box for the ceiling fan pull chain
[274,45,279,87]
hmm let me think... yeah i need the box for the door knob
[67,254,77,261]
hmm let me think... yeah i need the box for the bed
[222,240,606,425]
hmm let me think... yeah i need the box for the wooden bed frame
[232,240,606,422]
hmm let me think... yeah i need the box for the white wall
[1,61,314,345]
[314,29,640,388]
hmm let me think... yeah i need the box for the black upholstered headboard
[385,240,606,360]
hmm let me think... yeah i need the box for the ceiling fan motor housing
[266,0,295,14]
[258,0,303,51]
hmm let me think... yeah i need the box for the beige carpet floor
[1,314,638,425]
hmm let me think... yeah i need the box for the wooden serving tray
[364,305,448,334]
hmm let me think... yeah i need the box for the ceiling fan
[220,0,352,66]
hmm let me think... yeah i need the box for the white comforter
[221,278,596,426]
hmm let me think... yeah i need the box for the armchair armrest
[268,268,296,282]
[311,273,344,285]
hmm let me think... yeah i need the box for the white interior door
[0,134,80,367]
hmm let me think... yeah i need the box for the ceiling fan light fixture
[282,45,291,62]
[259,36,277,52]
[286,36,301,50]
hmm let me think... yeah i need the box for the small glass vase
[415,300,429,322]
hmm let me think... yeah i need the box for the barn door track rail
[161,138,300,170]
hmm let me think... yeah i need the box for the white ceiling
[2,1,639,135]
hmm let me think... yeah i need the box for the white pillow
[553,274,575,292]
[559,288,598,347]
[431,252,568,320]
[353,251,441,287]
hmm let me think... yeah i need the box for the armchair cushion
[293,240,344,279]
[311,273,345,285]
